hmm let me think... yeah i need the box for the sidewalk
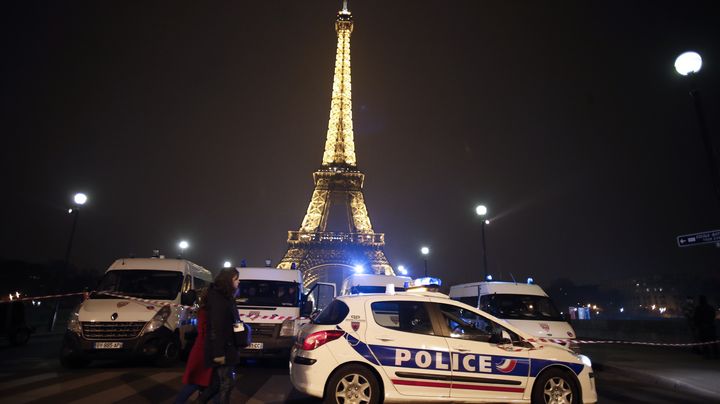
[581,343,720,401]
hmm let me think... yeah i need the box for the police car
[289,281,597,404]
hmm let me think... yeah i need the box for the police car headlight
[577,354,592,368]
[67,305,82,335]
[141,305,171,335]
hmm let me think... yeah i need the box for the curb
[598,361,720,401]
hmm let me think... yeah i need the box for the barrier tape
[93,292,311,321]
[524,337,720,347]
[2,292,85,303]
[95,291,193,309]
[5,291,719,346]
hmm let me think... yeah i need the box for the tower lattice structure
[278,2,394,287]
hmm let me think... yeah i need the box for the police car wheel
[531,369,579,404]
[324,364,380,404]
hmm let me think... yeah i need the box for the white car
[290,289,596,404]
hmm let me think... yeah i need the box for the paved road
[0,334,710,403]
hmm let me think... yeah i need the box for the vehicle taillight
[301,330,345,351]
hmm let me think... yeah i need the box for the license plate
[246,342,263,350]
[94,342,123,349]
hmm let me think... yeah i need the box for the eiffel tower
[278,2,394,287]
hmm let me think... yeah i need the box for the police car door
[432,301,530,401]
[365,299,452,397]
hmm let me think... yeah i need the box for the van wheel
[155,336,180,367]
[531,368,579,404]
[324,364,380,404]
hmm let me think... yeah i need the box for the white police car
[289,288,597,404]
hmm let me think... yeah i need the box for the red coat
[182,308,213,386]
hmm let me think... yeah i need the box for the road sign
[677,229,720,247]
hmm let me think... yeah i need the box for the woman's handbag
[233,321,252,348]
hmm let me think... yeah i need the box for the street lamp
[51,192,88,331]
[475,204,490,278]
[420,246,430,277]
[674,51,720,206]
[178,240,189,257]
[223,261,232,268]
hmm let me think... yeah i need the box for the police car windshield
[94,270,184,300]
[350,285,407,294]
[235,280,299,307]
[480,294,563,321]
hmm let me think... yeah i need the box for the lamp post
[178,240,189,257]
[675,51,720,206]
[50,192,88,331]
[475,205,490,279]
[420,246,430,277]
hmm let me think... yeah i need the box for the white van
[340,273,413,295]
[234,267,335,358]
[60,257,212,367]
[449,281,578,348]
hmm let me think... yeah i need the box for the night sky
[2,1,719,289]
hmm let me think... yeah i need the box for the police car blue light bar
[411,277,442,287]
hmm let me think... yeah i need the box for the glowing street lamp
[223,261,232,268]
[674,51,720,206]
[475,204,490,278]
[178,240,189,257]
[52,191,89,331]
[674,51,702,76]
[420,246,430,277]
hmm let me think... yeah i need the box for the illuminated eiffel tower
[278,1,394,287]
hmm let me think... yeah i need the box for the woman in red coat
[175,289,212,403]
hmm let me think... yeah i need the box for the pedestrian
[174,288,211,404]
[682,296,699,353]
[196,268,241,403]
[693,295,719,359]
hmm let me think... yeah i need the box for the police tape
[524,337,720,347]
[94,292,310,321]
[95,291,192,309]
[3,291,86,303]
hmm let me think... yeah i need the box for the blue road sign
[677,229,720,247]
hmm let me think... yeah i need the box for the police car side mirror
[181,290,197,307]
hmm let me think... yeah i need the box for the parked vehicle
[290,289,597,403]
[234,267,335,358]
[60,257,212,368]
[449,280,578,349]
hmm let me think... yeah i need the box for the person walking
[693,295,719,359]
[174,288,212,403]
[198,269,241,403]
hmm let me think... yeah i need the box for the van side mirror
[300,300,314,317]
[181,290,197,307]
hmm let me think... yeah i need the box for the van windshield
[235,280,299,307]
[480,294,564,321]
[94,270,184,300]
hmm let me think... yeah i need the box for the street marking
[0,373,58,390]
[246,375,296,404]
[67,372,182,404]
[6,371,124,404]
